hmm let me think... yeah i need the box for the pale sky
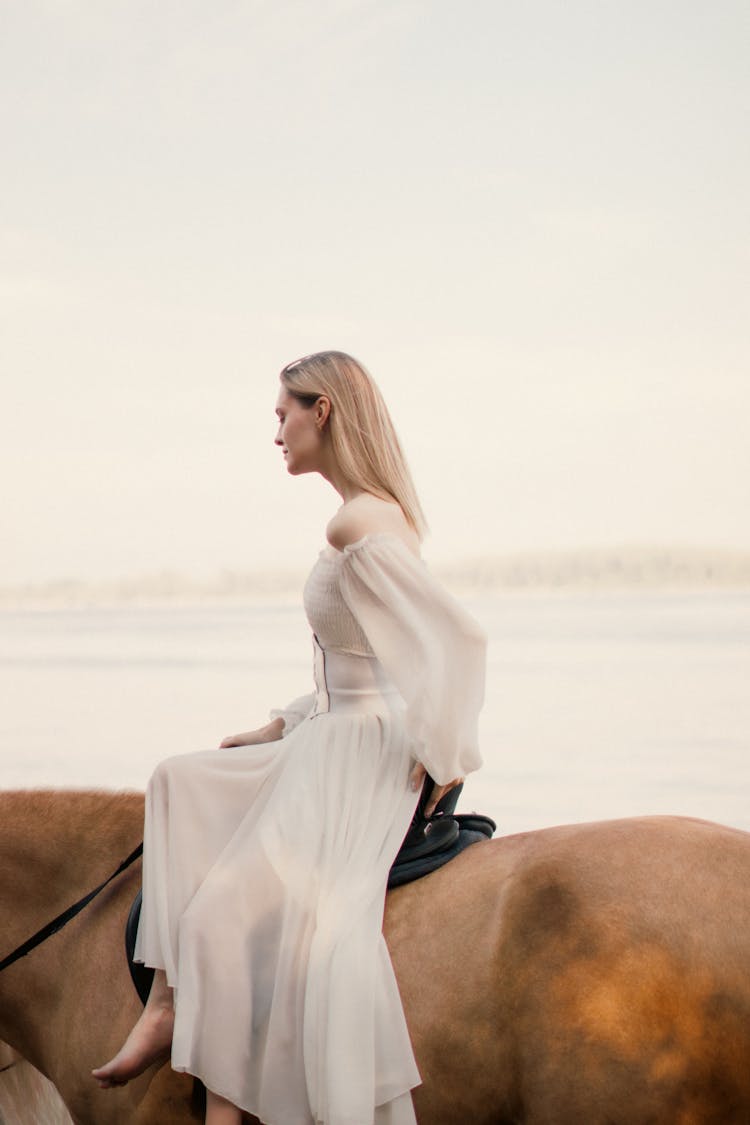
[2,0,748,584]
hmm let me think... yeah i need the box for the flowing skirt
[134,691,422,1125]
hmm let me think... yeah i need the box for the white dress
[134,533,486,1125]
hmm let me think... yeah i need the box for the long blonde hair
[280,351,427,539]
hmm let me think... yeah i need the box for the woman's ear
[315,395,331,429]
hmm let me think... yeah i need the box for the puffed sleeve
[269,693,316,737]
[338,534,486,784]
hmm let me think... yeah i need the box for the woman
[92,351,486,1125]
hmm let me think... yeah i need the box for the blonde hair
[280,351,427,539]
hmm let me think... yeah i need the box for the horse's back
[399,815,750,1124]
[498,814,750,967]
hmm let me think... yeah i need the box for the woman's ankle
[145,969,173,1013]
[205,1088,242,1125]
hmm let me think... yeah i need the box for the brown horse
[2,789,750,1125]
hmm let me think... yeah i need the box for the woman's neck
[317,458,363,504]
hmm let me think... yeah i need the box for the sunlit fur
[280,351,427,538]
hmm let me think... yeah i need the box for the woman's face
[274,387,324,476]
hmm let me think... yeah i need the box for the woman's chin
[285,458,314,477]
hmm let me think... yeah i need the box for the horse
[2,789,750,1125]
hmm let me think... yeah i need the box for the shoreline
[3,548,750,611]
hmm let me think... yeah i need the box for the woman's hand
[408,762,463,818]
[219,717,285,749]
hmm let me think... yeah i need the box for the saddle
[125,780,495,1004]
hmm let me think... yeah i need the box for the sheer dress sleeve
[338,534,486,784]
[269,693,316,737]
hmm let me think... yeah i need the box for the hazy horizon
[3,544,750,609]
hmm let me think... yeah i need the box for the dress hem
[169,1062,420,1125]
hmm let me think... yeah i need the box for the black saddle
[125,780,495,1004]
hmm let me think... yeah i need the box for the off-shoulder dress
[134,533,486,1125]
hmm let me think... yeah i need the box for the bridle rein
[0,842,143,974]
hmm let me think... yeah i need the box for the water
[2,590,749,834]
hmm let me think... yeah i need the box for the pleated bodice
[304,546,401,718]
[304,547,373,656]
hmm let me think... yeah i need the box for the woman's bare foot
[91,1003,174,1088]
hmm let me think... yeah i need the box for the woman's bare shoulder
[326,494,420,556]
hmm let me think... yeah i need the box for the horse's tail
[0,1045,72,1125]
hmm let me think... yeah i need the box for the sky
[2,0,748,584]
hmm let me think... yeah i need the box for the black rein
[0,842,143,974]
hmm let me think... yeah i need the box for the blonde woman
[93,351,486,1125]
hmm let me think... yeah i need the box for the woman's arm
[219,717,285,748]
[337,530,486,786]
[220,690,317,748]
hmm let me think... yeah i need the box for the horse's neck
[0,789,144,952]
[0,791,146,1097]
